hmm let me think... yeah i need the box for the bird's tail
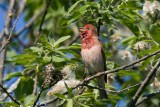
[97,75,108,99]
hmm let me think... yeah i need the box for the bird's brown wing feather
[101,47,107,83]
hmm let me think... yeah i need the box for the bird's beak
[79,27,85,32]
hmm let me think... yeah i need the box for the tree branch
[34,0,52,45]
[0,0,16,85]
[0,84,20,106]
[128,59,160,107]
[0,15,20,53]
[112,82,142,94]
[0,78,20,101]
[136,90,160,106]
[15,7,46,36]
[81,50,160,84]
[38,50,160,106]
[84,83,140,93]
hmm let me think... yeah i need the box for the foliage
[1,0,160,107]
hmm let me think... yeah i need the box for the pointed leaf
[3,72,22,81]
[52,56,65,62]
[66,99,73,107]
[15,77,34,100]
[54,36,71,47]
[68,0,84,13]
[149,24,160,45]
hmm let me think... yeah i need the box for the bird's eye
[87,27,90,30]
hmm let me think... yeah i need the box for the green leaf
[79,5,88,14]
[118,70,140,81]
[66,99,73,107]
[76,92,93,98]
[24,94,36,106]
[124,22,140,36]
[43,56,52,63]
[39,35,52,49]
[108,94,122,100]
[76,101,90,107]
[138,48,160,56]
[68,0,84,13]
[0,102,19,107]
[119,1,142,9]
[30,47,43,53]
[54,36,71,47]
[12,53,37,65]
[64,82,73,98]
[149,24,160,44]
[15,77,34,100]
[54,93,66,100]
[107,61,114,70]
[52,56,65,62]
[3,72,22,81]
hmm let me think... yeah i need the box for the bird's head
[79,24,98,40]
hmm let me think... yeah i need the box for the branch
[135,90,160,106]
[81,50,160,84]
[38,50,160,106]
[32,64,61,107]
[128,59,160,107]
[0,78,20,101]
[0,0,16,85]
[112,82,142,93]
[32,75,38,95]
[97,19,101,36]
[38,82,141,106]
[33,79,59,107]
[34,0,52,45]
[16,7,46,36]
[16,0,26,15]
[0,84,20,105]
[0,15,20,53]
[4,0,15,36]
[85,82,141,93]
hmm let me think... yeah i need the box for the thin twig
[16,8,46,36]
[0,84,20,105]
[32,74,37,95]
[84,82,141,93]
[0,78,20,101]
[17,0,26,15]
[113,82,142,93]
[97,19,101,36]
[33,79,59,107]
[0,15,20,53]
[34,0,52,45]
[128,60,160,107]
[136,90,160,106]
[33,63,60,107]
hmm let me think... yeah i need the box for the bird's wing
[101,47,107,83]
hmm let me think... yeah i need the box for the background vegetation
[0,0,160,107]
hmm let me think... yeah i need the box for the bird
[79,24,108,99]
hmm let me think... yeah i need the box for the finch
[79,24,108,99]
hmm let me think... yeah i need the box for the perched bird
[79,24,108,99]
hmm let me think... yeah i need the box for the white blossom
[134,41,148,50]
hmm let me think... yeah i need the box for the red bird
[79,24,108,99]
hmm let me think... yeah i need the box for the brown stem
[128,60,160,107]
